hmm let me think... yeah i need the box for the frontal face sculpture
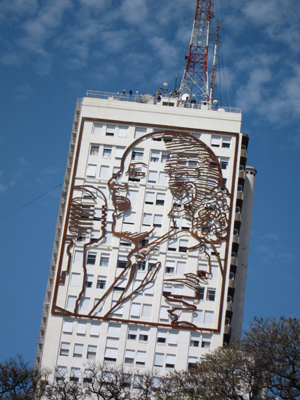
[53,128,231,331]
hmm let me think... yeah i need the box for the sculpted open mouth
[114,196,131,211]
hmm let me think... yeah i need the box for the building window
[157,330,167,343]
[111,301,124,316]
[60,342,70,356]
[123,211,136,225]
[145,191,155,204]
[220,158,229,170]
[190,333,200,347]
[156,193,165,205]
[86,164,97,178]
[70,368,80,382]
[153,214,163,228]
[201,334,212,348]
[104,347,117,362]
[148,171,158,183]
[56,366,67,381]
[128,326,138,340]
[204,311,214,326]
[124,350,135,365]
[67,296,76,310]
[222,137,231,148]
[62,320,73,334]
[73,251,83,264]
[106,125,115,136]
[103,146,112,158]
[132,148,144,160]
[93,124,103,135]
[107,324,121,339]
[83,369,92,383]
[159,306,169,320]
[165,354,175,369]
[80,297,90,311]
[97,276,106,289]
[142,304,152,317]
[87,253,96,265]
[76,321,87,335]
[130,303,141,317]
[207,289,216,301]
[90,322,100,337]
[115,146,125,159]
[161,152,169,163]
[135,127,147,139]
[188,356,198,370]
[73,344,84,358]
[139,328,149,342]
[117,259,127,269]
[136,351,146,366]
[192,310,203,324]
[90,145,99,156]
[154,353,164,367]
[85,275,93,288]
[165,260,175,274]
[100,165,110,179]
[176,261,186,274]
[199,288,205,300]
[87,345,97,359]
[118,125,128,137]
[100,254,109,267]
[158,172,168,185]
[179,239,188,253]
[70,273,81,287]
[211,135,221,147]
[150,150,160,162]
[114,279,127,291]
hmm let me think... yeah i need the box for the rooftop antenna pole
[209,21,219,108]
[178,0,212,104]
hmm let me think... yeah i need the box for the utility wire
[0,183,63,221]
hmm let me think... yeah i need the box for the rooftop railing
[85,90,241,113]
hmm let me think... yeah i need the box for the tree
[82,363,131,400]
[0,355,40,400]
[243,317,300,400]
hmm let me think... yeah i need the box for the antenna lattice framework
[179,0,212,103]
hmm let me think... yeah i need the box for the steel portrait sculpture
[53,130,230,330]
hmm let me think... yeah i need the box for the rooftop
[85,90,241,114]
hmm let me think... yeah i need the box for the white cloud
[120,0,148,26]
[16,0,71,74]
[14,82,33,100]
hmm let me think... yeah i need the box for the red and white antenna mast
[179,0,212,104]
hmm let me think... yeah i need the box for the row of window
[74,251,219,279]
[66,292,215,324]
[92,124,232,150]
[70,271,216,302]
[57,366,161,388]
[62,320,212,347]
[71,250,218,278]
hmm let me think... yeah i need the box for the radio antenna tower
[178,0,212,104]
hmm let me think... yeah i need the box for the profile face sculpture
[53,129,230,331]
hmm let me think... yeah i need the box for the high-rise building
[36,91,256,378]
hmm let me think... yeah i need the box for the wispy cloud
[14,82,33,100]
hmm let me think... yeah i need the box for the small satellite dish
[140,94,154,104]
[181,93,189,101]
[213,99,218,105]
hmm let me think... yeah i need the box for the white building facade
[36,92,256,380]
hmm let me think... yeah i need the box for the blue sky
[0,0,299,364]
